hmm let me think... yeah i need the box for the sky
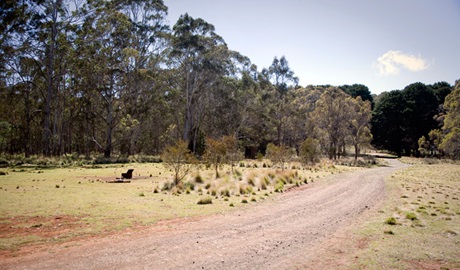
[163,0,460,94]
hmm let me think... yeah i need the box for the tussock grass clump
[406,212,417,220]
[274,180,284,193]
[210,189,217,196]
[162,181,174,191]
[260,181,267,190]
[239,185,246,195]
[385,217,397,225]
[234,170,242,177]
[220,189,230,197]
[197,197,213,205]
[247,177,256,187]
[194,174,204,184]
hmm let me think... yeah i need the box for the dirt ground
[1,159,407,270]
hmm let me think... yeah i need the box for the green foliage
[161,140,197,186]
[372,82,439,156]
[266,143,294,170]
[299,138,320,164]
[439,81,460,159]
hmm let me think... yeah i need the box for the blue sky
[164,0,460,94]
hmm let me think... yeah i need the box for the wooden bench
[121,169,134,179]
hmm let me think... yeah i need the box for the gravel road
[2,159,408,270]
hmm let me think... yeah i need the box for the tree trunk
[43,1,59,156]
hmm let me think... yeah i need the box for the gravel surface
[2,159,408,270]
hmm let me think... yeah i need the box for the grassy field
[0,160,360,253]
[349,159,460,269]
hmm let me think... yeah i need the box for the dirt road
[2,159,408,270]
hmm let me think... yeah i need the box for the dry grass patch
[0,160,361,253]
[351,163,460,269]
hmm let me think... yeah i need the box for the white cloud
[376,50,429,75]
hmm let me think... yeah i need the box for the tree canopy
[0,1,457,161]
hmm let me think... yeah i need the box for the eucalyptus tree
[310,87,353,159]
[75,1,135,157]
[263,56,298,145]
[170,13,232,153]
[0,0,87,155]
[440,80,460,159]
[116,0,170,155]
[349,97,372,160]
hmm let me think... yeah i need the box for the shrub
[197,197,213,205]
[0,171,7,175]
[229,203,234,207]
[138,192,145,197]
[251,197,257,202]
[255,152,263,161]
[241,199,248,204]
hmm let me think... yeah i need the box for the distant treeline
[0,0,459,160]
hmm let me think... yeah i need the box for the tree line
[0,0,458,161]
